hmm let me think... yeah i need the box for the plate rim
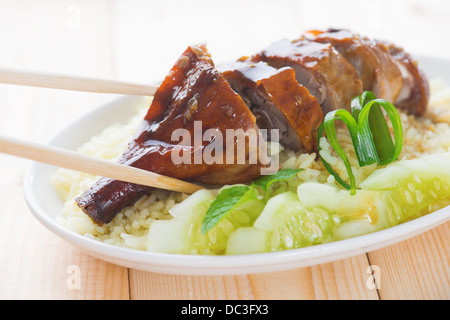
[22,55,450,275]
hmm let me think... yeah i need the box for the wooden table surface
[0,0,449,300]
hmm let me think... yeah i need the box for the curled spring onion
[318,91,403,194]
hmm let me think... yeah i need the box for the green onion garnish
[318,91,403,194]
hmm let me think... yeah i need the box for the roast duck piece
[251,36,364,115]
[76,30,429,225]
[217,59,323,151]
[76,44,269,224]
[304,29,429,115]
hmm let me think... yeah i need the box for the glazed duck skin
[378,41,430,116]
[218,60,323,152]
[76,44,266,224]
[253,38,363,114]
[306,29,403,103]
[307,29,429,115]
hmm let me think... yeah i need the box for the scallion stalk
[318,91,403,194]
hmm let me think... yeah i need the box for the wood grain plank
[128,254,378,300]
[128,272,256,300]
[0,152,130,299]
[0,159,130,299]
[367,221,450,300]
[248,255,378,300]
[0,0,130,299]
[311,256,379,299]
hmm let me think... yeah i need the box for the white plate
[23,55,450,275]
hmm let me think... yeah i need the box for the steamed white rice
[51,79,450,251]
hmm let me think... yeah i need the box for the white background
[1,0,449,84]
[0,0,448,145]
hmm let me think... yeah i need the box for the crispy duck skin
[306,29,428,115]
[75,44,266,224]
[305,29,403,103]
[377,41,429,116]
[218,60,323,152]
[252,38,363,114]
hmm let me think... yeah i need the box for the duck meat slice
[218,60,323,152]
[75,44,267,225]
[252,38,363,114]
[376,41,429,116]
[306,29,404,103]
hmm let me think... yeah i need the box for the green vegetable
[318,91,403,194]
[201,169,303,233]
[226,227,268,255]
[226,153,450,254]
[146,189,264,254]
[360,152,450,225]
[351,91,395,164]
[226,191,335,254]
[201,185,257,234]
[253,168,302,201]
[146,153,450,255]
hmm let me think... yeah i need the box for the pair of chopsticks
[0,68,203,194]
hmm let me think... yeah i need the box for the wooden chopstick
[0,135,203,194]
[0,68,158,96]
